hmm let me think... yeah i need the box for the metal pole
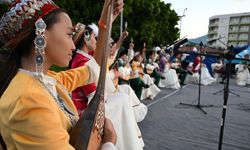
[120,10,123,36]
[179,8,187,39]
[218,46,233,150]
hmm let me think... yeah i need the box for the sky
[161,0,250,39]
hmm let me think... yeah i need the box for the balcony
[230,20,240,25]
[238,37,248,40]
[229,30,239,33]
[239,26,249,33]
[239,21,250,25]
[228,36,238,41]
[240,17,250,24]
[209,22,219,27]
[238,42,248,46]
[239,29,249,33]
[208,30,218,35]
[227,41,237,46]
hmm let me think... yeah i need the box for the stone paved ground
[139,80,250,150]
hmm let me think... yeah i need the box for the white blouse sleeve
[85,57,100,84]
[101,142,117,150]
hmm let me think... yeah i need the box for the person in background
[145,50,164,86]
[127,42,135,63]
[132,52,161,100]
[71,23,145,150]
[70,24,97,115]
[117,48,150,99]
[158,53,181,89]
[171,52,188,85]
[235,52,250,86]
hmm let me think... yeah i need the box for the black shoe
[219,81,224,84]
[143,84,150,88]
[160,76,165,79]
[187,71,193,75]
[180,83,186,86]
[141,81,150,88]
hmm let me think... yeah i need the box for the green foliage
[0,3,8,17]
[55,0,103,25]
[55,0,179,50]
[0,0,179,52]
[124,0,180,50]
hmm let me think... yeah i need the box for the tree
[0,0,180,51]
[0,3,8,17]
[55,0,179,50]
[122,0,179,50]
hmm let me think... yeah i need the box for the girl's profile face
[88,33,97,51]
[138,55,143,63]
[45,12,76,67]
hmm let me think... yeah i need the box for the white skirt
[141,74,161,100]
[159,68,180,89]
[235,64,250,86]
[106,92,144,150]
[117,84,148,122]
[191,67,216,85]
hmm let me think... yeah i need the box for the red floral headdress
[0,0,59,44]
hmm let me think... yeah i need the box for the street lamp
[179,8,187,39]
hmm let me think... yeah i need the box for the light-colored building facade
[207,12,250,48]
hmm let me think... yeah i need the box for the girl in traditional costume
[71,23,146,149]
[0,0,124,149]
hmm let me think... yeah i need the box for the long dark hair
[0,8,66,97]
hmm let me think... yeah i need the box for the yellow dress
[0,66,91,150]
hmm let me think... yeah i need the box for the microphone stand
[211,39,240,97]
[179,42,213,114]
[217,45,244,150]
[177,45,250,150]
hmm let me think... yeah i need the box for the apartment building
[207,12,250,48]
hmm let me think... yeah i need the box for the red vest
[71,51,97,116]
[192,56,201,73]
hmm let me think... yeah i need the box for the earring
[34,18,46,81]
[84,30,91,45]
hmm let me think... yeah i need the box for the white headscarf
[88,23,99,37]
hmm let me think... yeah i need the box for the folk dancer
[131,52,160,100]
[71,24,145,149]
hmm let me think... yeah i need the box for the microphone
[173,38,188,51]
[166,38,188,52]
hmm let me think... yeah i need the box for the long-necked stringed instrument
[69,0,114,149]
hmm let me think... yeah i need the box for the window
[238,41,247,46]
[239,26,249,32]
[238,33,248,40]
[229,34,237,38]
[229,26,238,32]
[240,16,250,23]
[230,17,240,24]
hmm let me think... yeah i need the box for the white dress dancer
[159,57,180,89]
[235,63,250,86]
[131,54,161,100]
[108,70,148,122]
[104,72,145,150]
[191,56,216,85]
[141,73,161,100]
[80,54,145,150]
